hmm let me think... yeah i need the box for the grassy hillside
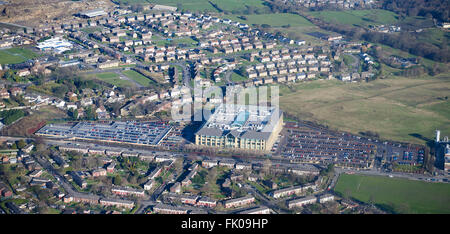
[279,74,450,145]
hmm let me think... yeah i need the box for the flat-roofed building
[152,4,177,12]
[37,121,173,147]
[195,104,283,152]
[80,9,107,18]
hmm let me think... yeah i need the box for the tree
[84,105,97,120]
[16,139,26,149]
[68,108,78,120]
[113,175,122,186]
[262,158,272,176]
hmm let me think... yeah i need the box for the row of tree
[381,0,449,22]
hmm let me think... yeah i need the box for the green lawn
[230,71,248,82]
[155,37,198,47]
[80,27,103,34]
[227,13,314,27]
[309,9,399,27]
[334,174,450,214]
[122,70,154,87]
[342,54,355,67]
[93,72,135,88]
[145,0,268,12]
[0,47,38,64]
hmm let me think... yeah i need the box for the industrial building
[80,9,107,18]
[195,104,283,151]
[152,4,177,12]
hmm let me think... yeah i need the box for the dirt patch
[1,106,68,137]
[0,0,114,27]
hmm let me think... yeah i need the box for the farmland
[278,74,450,145]
[334,173,450,214]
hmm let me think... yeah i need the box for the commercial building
[195,104,283,151]
[36,121,173,146]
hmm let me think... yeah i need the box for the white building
[37,37,72,54]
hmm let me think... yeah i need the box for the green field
[227,13,314,27]
[122,70,154,87]
[145,0,268,13]
[334,174,450,214]
[230,71,247,82]
[223,13,326,45]
[155,37,198,47]
[415,28,450,48]
[210,0,268,12]
[309,9,400,27]
[0,47,38,64]
[92,72,135,88]
[279,74,450,144]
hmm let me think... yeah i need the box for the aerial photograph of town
[0,0,449,223]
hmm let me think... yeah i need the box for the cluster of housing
[282,0,376,9]
[244,47,331,84]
